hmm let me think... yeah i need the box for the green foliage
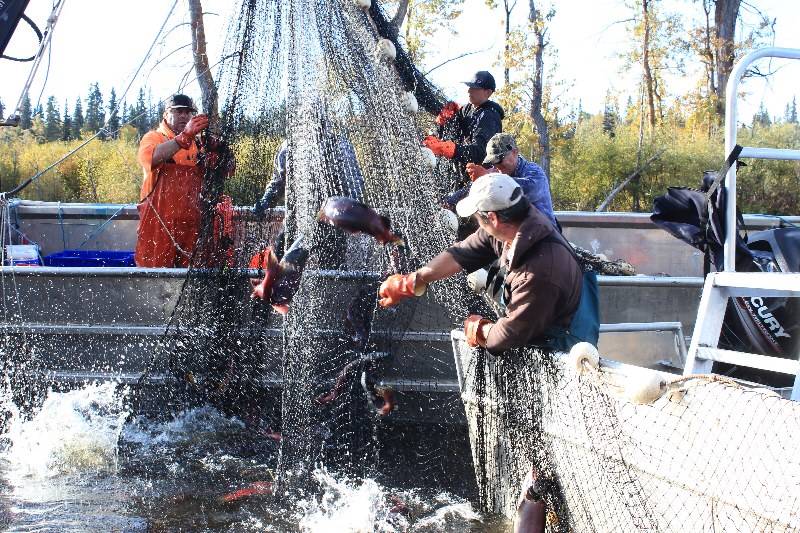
[225,135,282,204]
[61,100,73,142]
[85,82,105,134]
[499,104,799,215]
[0,127,140,202]
[386,0,464,64]
[72,97,85,139]
[19,94,32,129]
[0,126,266,206]
[106,88,120,139]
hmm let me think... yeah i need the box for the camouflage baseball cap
[483,132,517,165]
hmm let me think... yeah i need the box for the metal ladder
[684,47,800,400]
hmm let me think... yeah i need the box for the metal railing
[724,47,800,272]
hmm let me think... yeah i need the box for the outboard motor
[651,171,800,386]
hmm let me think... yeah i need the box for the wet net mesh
[131,0,800,526]
[455,337,800,531]
[144,0,483,491]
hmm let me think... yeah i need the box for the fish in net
[139,0,479,494]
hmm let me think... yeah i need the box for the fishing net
[143,0,483,494]
[455,335,800,531]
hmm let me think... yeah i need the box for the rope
[576,357,747,401]
[141,196,191,259]
[75,203,135,250]
[57,202,66,250]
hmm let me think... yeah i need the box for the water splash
[298,468,481,533]
[2,382,129,479]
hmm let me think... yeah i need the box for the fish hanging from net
[142,0,480,491]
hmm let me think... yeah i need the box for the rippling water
[0,384,508,532]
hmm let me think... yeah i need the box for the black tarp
[651,163,800,384]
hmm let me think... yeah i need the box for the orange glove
[435,101,460,126]
[249,247,278,292]
[464,314,493,347]
[423,136,456,159]
[202,135,236,176]
[175,114,209,149]
[378,272,426,307]
[466,163,491,181]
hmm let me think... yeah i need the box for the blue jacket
[511,155,557,228]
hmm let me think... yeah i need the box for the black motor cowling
[652,179,799,386]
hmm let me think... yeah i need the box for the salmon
[318,196,403,246]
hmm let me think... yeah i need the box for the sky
[1,0,798,127]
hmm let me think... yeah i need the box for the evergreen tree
[106,88,120,139]
[133,88,150,136]
[121,101,129,125]
[62,100,73,141]
[72,97,85,138]
[153,95,165,130]
[784,96,797,124]
[603,90,618,137]
[20,94,32,129]
[44,96,61,141]
[752,102,771,128]
[0,98,5,121]
[85,83,105,133]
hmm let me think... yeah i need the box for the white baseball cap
[455,172,523,217]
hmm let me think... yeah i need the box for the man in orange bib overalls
[136,94,208,267]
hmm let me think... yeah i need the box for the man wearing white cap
[378,173,585,352]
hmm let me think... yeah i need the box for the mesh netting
[144,0,483,490]
[455,334,800,531]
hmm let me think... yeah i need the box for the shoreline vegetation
[0,86,798,214]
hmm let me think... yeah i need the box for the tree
[106,88,120,139]
[72,97,85,139]
[85,83,105,133]
[19,95,32,128]
[385,0,465,63]
[485,0,517,85]
[188,0,219,121]
[692,0,774,123]
[712,0,740,120]
[623,1,684,132]
[784,96,797,124]
[752,101,771,128]
[153,97,165,130]
[44,96,61,142]
[528,0,552,177]
[602,90,618,137]
[132,88,150,137]
[62,100,73,142]
[640,0,657,130]
[0,98,5,121]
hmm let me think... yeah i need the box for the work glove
[435,101,460,126]
[423,135,456,159]
[174,114,209,149]
[378,272,427,308]
[466,163,492,181]
[249,247,278,293]
[201,135,236,176]
[464,314,493,347]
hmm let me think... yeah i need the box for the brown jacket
[446,206,582,352]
